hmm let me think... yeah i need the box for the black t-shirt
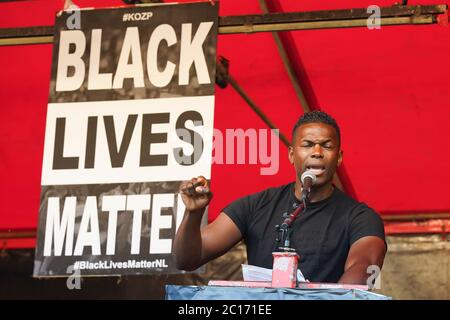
[223,182,386,283]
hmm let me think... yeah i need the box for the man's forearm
[173,209,205,271]
[338,263,373,285]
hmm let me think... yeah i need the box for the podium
[165,284,391,300]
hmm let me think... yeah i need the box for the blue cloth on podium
[165,285,391,300]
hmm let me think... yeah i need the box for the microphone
[300,170,317,202]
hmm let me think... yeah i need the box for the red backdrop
[1,0,449,240]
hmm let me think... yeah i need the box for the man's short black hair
[292,110,341,145]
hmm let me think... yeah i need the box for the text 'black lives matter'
[34,3,218,277]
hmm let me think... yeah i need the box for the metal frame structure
[0,4,447,46]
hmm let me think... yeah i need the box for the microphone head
[300,170,317,185]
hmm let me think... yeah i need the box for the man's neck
[295,181,334,203]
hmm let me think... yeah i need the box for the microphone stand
[275,202,305,251]
[276,184,310,251]
[272,186,310,288]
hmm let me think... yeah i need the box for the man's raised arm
[173,176,242,271]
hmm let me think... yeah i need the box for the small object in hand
[181,177,209,196]
[183,182,200,196]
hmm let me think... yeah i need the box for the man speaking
[173,110,386,285]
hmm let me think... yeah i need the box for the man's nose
[311,144,324,158]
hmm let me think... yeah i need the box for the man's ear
[288,146,294,165]
[337,149,343,167]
